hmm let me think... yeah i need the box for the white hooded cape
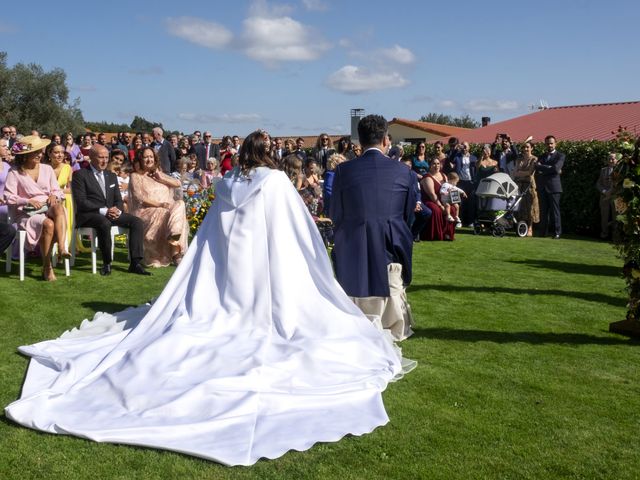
[5,167,407,466]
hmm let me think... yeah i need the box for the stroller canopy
[475,172,519,198]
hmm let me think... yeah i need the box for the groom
[72,145,150,276]
[329,114,417,340]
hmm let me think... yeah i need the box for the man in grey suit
[152,127,177,173]
[535,135,565,239]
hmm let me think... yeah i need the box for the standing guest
[283,154,304,191]
[188,134,206,169]
[330,114,416,341]
[72,145,150,276]
[388,145,404,161]
[141,132,152,148]
[50,133,62,145]
[4,136,69,281]
[512,140,539,236]
[322,153,346,215]
[79,133,94,163]
[336,136,351,156]
[420,158,456,241]
[176,136,190,160]
[129,147,188,267]
[492,133,519,176]
[128,137,143,164]
[432,141,447,167]
[294,137,307,162]
[231,135,241,154]
[349,142,362,158]
[310,133,335,170]
[454,141,477,226]
[272,137,285,165]
[1,126,11,146]
[202,132,220,164]
[63,132,83,171]
[596,152,619,239]
[412,142,429,179]
[151,127,177,174]
[44,143,74,250]
[283,138,296,157]
[473,145,499,223]
[442,137,460,175]
[535,135,565,239]
[8,125,18,148]
[219,137,235,176]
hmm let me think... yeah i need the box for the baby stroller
[473,172,529,237]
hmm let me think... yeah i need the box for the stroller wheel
[492,225,506,237]
[516,221,529,237]
[473,223,482,235]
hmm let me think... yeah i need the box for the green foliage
[130,115,163,132]
[419,112,480,129]
[0,52,85,134]
[84,121,130,133]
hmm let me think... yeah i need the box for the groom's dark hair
[357,115,388,149]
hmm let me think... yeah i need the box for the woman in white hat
[3,135,69,280]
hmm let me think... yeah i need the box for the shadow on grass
[407,284,626,307]
[507,259,620,277]
[81,302,138,313]
[412,327,640,345]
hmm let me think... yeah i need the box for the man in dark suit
[491,133,519,175]
[310,133,336,170]
[72,145,150,276]
[535,135,565,239]
[152,127,177,173]
[330,115,417,340]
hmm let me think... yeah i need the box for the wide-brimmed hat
[11,135,51,156]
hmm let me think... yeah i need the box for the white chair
[5,208,70,281]
[70,224,129,274]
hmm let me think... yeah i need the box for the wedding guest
[596,152,619,239]
[454,141,477,225]
[4,136,69,280]
[323,153,346,215]
[420,158,456,241]
[44,143,74,250]
[151,127,177,174]
[283,154,304,191]
[272,137,285,165]
[412,142,429,179]
[128,137,143,163]
[283,138,296,158]
[535,135,565,239]
[129,147,188,267]
[79,133,94,163]
[0,138,12,219]
[63,132,83,171]
[512,140,539,236]
[294,137,307,162]
[201,158,222,189]
[72,145,150,276]
[310,133,335,170]
[492,133,519,176]
[219,136,234,175]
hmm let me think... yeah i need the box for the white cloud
[379,45,416,65]
[166,17,233,49]
[302,0,329,11]
[438,99,458,109]
[241,16,330,64]
[464,99,520,112]
[178,113,262,124]
[326,65,408,94]
[128,66,164,76]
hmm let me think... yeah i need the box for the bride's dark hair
[239,130,277,175]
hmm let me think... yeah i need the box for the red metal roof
[451,101,640,144]
[389,118,473,138]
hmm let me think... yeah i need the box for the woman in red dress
[419,158,456,241]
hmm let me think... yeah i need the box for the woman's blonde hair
[327,153,346,171]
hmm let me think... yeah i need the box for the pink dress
[128,172,188,267]
[3,164,65,250]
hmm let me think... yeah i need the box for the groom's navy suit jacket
[329,148,416,297]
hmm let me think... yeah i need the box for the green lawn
[1,232,638,480]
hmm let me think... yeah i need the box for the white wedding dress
[5,167,412,466]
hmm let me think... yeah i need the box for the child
[117,164,132,212]
[440,172,467,223]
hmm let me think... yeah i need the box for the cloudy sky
[2,0,639,136]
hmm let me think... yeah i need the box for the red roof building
[452,101,640,144]
[388,118,473,143]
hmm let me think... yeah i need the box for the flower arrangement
[11,142,28,154]
[184,184,216,236]
[612,126,640,333]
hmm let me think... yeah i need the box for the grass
[0,231,638,480]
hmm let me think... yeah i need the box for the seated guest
[72,145,150,276]
[419,158,456,241]
[283,154,304,191]
[0,137,11,219]
[44,143,74,253]
[201,158,222,189]
[4,136,69,280]
[323,153,346,215]
[129,147,188,267]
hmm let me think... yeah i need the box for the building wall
[388,124,442,144]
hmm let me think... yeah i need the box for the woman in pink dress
[128,147,188,267]
[3,136,69,280]
[419,159,457,241]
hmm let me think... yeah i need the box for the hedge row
[400,141,615,236]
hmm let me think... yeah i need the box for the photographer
[491,133,519,176]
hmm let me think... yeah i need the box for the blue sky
[1,0,639,136]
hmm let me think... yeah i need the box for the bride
[5,130,412,466]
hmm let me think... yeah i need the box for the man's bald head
[90,145,110,171]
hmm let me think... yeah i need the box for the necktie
[96,171,106,198]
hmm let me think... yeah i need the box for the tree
[84,121,130,133]
[0,52,85,134]
[419,112,480,129]
[130,116,163,132]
